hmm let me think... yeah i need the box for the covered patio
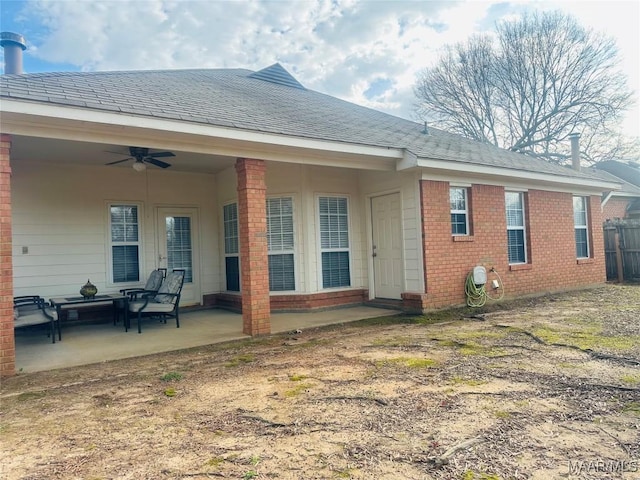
[15,305,399,373]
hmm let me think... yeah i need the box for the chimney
[568,132,581,171]
[1,32,27,74]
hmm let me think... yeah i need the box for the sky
[1,0,638,138]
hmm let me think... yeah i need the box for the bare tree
[414,11,637,165]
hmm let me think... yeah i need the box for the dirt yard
[1,285,639,480]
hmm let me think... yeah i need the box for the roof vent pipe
[568,132,581,171]
[1,32,27,74]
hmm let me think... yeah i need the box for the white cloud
[8,0,639,137]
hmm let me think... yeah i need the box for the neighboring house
[0,58,621,376]
[595,160,640,220]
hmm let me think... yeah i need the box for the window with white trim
[223,203,240,292]
[505,192,527,264]
[109,204,141,283]
[450,187,469,235]
[319,196,351,288]
[267,197,295,291]
[573,196,590,258]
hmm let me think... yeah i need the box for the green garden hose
[465,272,487,307]
[465,268,505,307]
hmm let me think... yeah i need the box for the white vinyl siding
[319,196,351,288]
[573,196,590,258]
[223,203,240,292]
[450,187,469,235]
[267,197,295,291]
[505,192,527,264]
[109,204,141,283]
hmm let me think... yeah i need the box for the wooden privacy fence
[603,220,640,282]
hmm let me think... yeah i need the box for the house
[0,45,621,376]
[596,160,640,220]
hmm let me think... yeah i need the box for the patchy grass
[225,354,256,367]
[623,402,640,416]
[3,284,639,480]
[459,342,506,357]
[351,315,411,327]
[160,371,183,382]
[284,382,313,398]
[493,410,511,419]
[379,357,439,368]
[17,391,46,402]
[532,325,637,351]
[450,376,487,386]
[205,457,225,467]
[462,472,502,480]
[371,335,413,347]
[620,374,640,386]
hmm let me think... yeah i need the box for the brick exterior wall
[0,134,14,377]
[210,290,368,312]
[602,197,630,221]
[236,158,271,335]
[270,289,368,311]
[418,180,605,310]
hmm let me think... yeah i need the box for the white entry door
[157,207,200,306]
[371,193,403,299]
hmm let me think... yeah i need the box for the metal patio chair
[127,269,186,334]
[14,295,61,343]
[114,268,167,325]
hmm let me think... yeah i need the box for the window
[267,197,295,291]
[110,205,141,283]
[573,196,590,258]
[165,216,193,282]
[319,196,350,288]
[223,203,240,291]
[450,187,469,235]
[505,192,527,264]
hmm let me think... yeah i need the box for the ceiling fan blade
[149,151,175,158]
[105,157,132,166]
[146,157,171,169]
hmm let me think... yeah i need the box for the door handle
[158,253,167,263]
[372,245,377,258]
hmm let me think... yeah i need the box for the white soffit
[0,100,400,171]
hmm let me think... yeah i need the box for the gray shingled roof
[596,161,640,188]
[0,65,611,181]
[595,164,640,195]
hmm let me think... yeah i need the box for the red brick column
[236,158,271,335]
[0,134,15,377]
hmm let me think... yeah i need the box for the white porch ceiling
[9,135,237,174]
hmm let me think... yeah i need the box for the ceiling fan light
[132,161,146,172]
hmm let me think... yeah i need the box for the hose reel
[464,266,504,307]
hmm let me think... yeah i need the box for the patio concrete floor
[14,305,400,373]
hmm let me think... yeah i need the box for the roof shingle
[0,66,610,181]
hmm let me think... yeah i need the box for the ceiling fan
[105,146,175,171]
